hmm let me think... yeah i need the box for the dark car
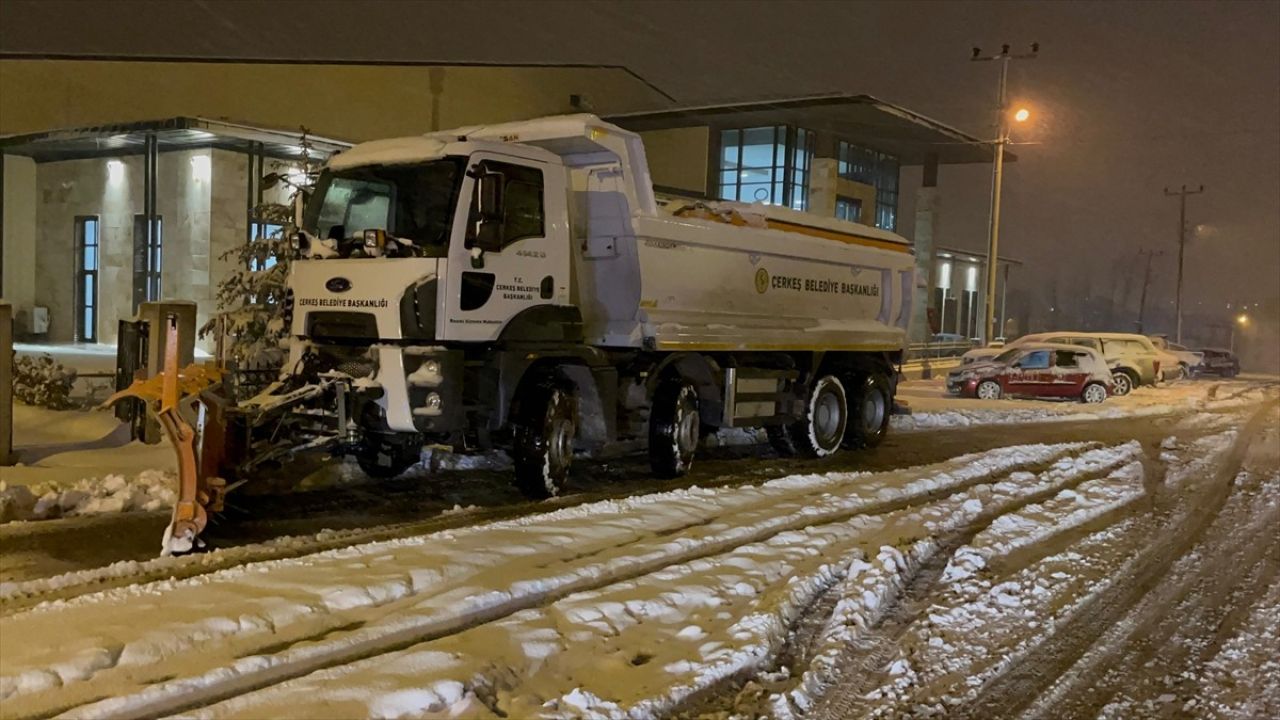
[947,343,1113,403]
[1196,348,1240,377]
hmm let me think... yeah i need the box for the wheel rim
[547,390,575,476]
[978,381,1000,400]
[813,387,844,447]
[1112,373,1131,395]
[1085,385,1105,403]
[676,397,700,454]
[861,386,886,432]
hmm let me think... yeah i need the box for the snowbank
[0,470,174,524]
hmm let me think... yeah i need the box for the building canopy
[0,117,350,163]
[607,94,1012,166]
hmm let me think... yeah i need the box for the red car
[946,343,1114,403]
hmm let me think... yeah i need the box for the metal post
[999,261,1010,340]
[972,43,1038,344]
[1136,249,1158,333]
[0,301,13,466]
[1164,184,1204,344]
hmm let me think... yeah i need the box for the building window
[835,196,863,223]
[874,153,900,232]
[837,142,875,185]
[132,214,163,308]
[718,126,814,210]
[249,222,285,271]
[74,216,99,342]
[837,141,900,232]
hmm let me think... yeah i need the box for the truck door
[441,156,569,343]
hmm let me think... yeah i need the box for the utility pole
[1135,248,1162,333]
[972,42,1038,344]
[1163,184,1204,344]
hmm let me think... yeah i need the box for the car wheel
[786,374,848,458]
[1111,370,1135,396]
[649,378,701,478]
[976,379,1002,400]
[1081,382,1108,404]
[511,374,576,499]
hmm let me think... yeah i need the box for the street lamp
[972,43,1039,345]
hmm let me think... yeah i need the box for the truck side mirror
[467,165,505,254]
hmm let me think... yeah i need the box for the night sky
[2,0,1277,335]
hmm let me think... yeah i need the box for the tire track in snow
[793,449,1146,720]
[3,446,1084,720]
[955,400,1275,720]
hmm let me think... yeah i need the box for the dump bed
[572,193,915,352]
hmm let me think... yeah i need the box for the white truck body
[269,114,915,492]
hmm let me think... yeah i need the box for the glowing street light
[1013,107,1031,123]
[1237,313,1250,326]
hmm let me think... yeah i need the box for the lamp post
[972,43,1038,345]
[1230,313,1248,353]
[1163,185,1205,344]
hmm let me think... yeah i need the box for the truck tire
[649,379,701,478]
[844,372,891,449]
[355,432,423,479]
[511,375,577,499]
[786,374,848,458]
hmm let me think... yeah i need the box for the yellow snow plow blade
[104,317,226,555]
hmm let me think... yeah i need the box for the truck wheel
[787,374,848,458]
[355,433,423,479]
[649,379,701,478]
[512,375,577,499]
[844,372,891,449]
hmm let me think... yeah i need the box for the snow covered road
[0,389,1276,719]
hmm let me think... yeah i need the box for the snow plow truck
[134,114,916,550]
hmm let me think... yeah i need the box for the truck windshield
[306,159,462,255]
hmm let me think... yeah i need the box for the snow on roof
[326,137,452,170]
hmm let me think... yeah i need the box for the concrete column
[809,158,838,217]
[910,180,940,343]
[1,301,12,465]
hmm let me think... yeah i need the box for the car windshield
[305,159,463,255]
[994,347,1022,364]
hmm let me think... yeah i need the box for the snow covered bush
[11,352,78,409]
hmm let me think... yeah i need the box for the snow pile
[0,470,174,524]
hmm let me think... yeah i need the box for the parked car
[1196,348,1240,377]
[948,343,1113,403]
[1148,335,1205,378]
[960,331,1160,396]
